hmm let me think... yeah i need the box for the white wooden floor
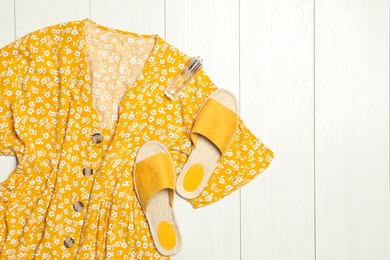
[0,1,389,259]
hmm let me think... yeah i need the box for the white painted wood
[166,1,241,259]
[90,0,164,36]
[315,1,390,259]
[0,157,17,183]
[0,0,14,47]
[14,0,89,38]
[166,0,240,98]
[240,0,315,260]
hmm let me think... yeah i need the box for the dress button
[72,201,84,212]
[64,237,74,248]
[92,133,102,143]
[83,167,93,177]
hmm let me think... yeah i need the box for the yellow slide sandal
[176,89,238,199]
[133,141,182,256]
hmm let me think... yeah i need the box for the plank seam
[313,0,317,259]
[13,0,16,40]
[164,0,166,40]
[238,0,242,259]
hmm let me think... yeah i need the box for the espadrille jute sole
[176,89,238,199]
[133,141,182,256]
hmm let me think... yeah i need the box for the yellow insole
[183,164,204,192]
[158,221,177,250]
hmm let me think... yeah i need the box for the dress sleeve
[176,68,274,208]
[0,37,28,158]
[0,37,29,244]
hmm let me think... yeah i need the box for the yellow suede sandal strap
[191,98,238,155]
[177,89,239,200]
[133,141,182,256]
[134,153,175,211]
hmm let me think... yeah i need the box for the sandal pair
[133,89,238,256]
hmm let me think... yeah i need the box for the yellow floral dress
[0,18,274,259]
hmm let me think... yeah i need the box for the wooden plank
[14,0,89,39]
[0,0,14,47]
[0,157,17,183]
[240,0,315,259]
[315,0,390,259]
[165,0,240,98]
[90,0,164,36]
[166,1,241,259]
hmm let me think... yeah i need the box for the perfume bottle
[164,56,203,100]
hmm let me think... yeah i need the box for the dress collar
[70,18,166,133]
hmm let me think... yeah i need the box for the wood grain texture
[0,0,14,47]
[0,156,17,183]
[240,0,315,259]
[166,0,240,98]
[166,1,241,259]
[14,0,89,38]
[90,0,164,36]
[315,0,390,259]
